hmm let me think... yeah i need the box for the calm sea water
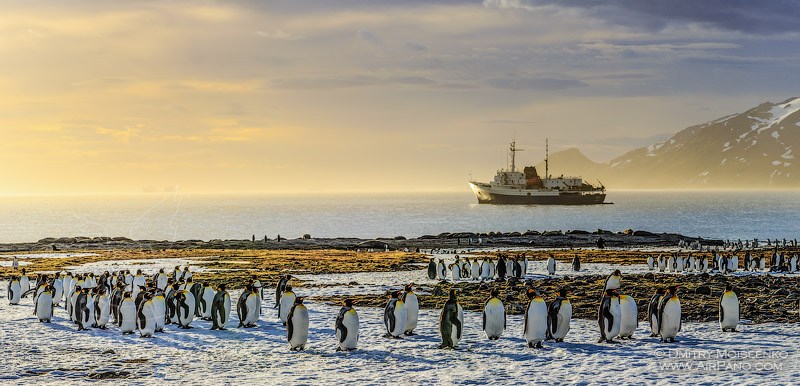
[0,191,798,244]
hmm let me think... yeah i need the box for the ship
[468,139,606,205]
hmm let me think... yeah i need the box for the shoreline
[0,229,722,253]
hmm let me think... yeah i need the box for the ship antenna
[509,137,523,173]
[545,138,549,179]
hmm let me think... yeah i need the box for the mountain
[535,97,800,188]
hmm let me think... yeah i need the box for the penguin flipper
[287,306,296,342]
[719,296,724,323]
[482,310,486,331]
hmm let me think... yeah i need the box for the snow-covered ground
[1,286,798,385]
[65,258,211,275]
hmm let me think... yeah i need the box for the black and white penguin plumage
[175,289,196,329]
[547,288,571,342]
[719,283,739,332]
[335,299,359,351]
[118,292,137,334]
[547,255,556,275]
[189,281,204,317]
[439,289,463,349]
[618,294,638,339]
[658,285,681,343]
[34,285,54,323]
[278,285,296,326]
[603,270,622,292]
[383,291,407,338]
[151,290,166,332]
[646,255,655,271]
[7,277,21,305]
[75,289,91,331]
[571,255,581,272]
[199,284,215,320]
[287,297,309,351]
[524,288,548,348]
[427,258,437,280]
[401,284,419,335]
[483,288,505,340]
[94,288,111,329]
[155,269,168,291]
[275,275,292,309]
[137,293,156,338]
[597,289,621,343]
[450,263,461,282]
[52,275,63,307]
[496,256,507,280]
[647,288,665,337]
[211,284,231,330]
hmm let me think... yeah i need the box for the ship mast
[545,138,549,179]
[509,140,523,172]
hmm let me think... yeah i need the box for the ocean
[0,190,798,244]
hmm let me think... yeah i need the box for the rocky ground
[319,272,800,324]
[0,229,719,253]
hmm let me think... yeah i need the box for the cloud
[357,29,383,46]
[485,76,589,90]
[256,28,305,41]
[484,0,800,35]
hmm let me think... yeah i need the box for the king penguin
[438,259,449,281]
[239,285,259,328]
[603,270,622,293]
[618,293,638,339]
[94,287,111,329]
[137,293,156,338]
[274,275,292,309]
[384,291,407,339]
[118,292,137,334]
[547,288,572,342]
[439,289,463,349]
[648,288,665,337]
[199,283,216,321]
[427,258,437,280]
[571,255,581,272]
[34,284,54,323]
[450,263,461,282]
[719,283,739,332]
[152,289,166,333]
[8,276,21,305]
[287,297,309,351]
[335,299,359,351]
[402,283,419,336]
[658,285,681,343]
[483,288,505,340]
[211,284,231,330]
[278,285,296,326]
[547,255,556,275]
[524,288,548,348]
[175,288,196,329]
[597,289,621,343]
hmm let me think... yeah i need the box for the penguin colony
[7,253,747,351]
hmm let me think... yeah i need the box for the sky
[1,0,799,194]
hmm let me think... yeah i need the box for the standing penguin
[450,263,461,282]
[648,288,666,337]
[94,288,111,329]
[52,275,63,307]
[547,255,556,275]
[155,269,168,291]
[335,299,359,351]
[438,259,448,281]
[75,288,91,331]
[657,255,666,272]
[287,297,309,351]
[470,259,481,280]
[427,258,437,280]
[719,284,739,332]
[480,259,492,280]
[19,268,30,292]
[210,284,231,330]
[34,285,54,323]
[274,275,293,309]
[571,255,581,272]
[401,284,419,336]
[547,288,571,342]
[199,284,216,321]
[278,285,296,326]
[383,291,407,339]
[618,294,638,339]
[658,285,681,343]
[496,256,507,280]
[8,277,22,305]
[175,289,196,329]
[151,290,166,333]
[483,288,505,340]
[239,285,259,328]
[597,289,621,343]
[524,288,548,348]
[118,292,137,334]
[11,255,19,270]
[439,289,463,349]
[512,259,522,278]
[137,293,156,338]
[646,255,655,271]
